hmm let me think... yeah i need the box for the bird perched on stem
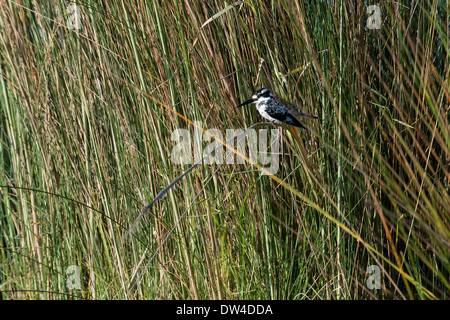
[236,87,317,129]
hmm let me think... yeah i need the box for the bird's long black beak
[235,97,255,108]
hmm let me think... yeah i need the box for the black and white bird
[236,88,317,129]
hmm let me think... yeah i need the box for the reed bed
[0,0,448,299]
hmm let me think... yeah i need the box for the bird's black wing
[275,96,318,119]
[265,105,307,129]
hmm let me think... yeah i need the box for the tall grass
[0,0,448,299]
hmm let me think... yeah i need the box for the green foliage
[0,0,448,299]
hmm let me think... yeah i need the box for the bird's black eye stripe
[257,88,270,97]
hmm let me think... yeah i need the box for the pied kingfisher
[236,88,317,129]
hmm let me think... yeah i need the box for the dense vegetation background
[0,0,448,299]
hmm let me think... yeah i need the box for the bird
[236,87,318,129]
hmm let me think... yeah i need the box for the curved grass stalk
[124,122,272,296]
[133,90,438,299]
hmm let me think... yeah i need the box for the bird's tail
[297,109,318,119]
[291,104,318,119]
